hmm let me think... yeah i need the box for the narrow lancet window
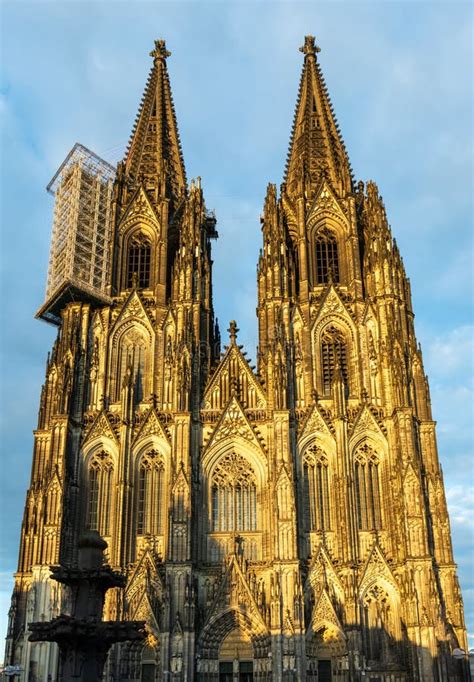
[137,450,164,535]
[127,234,151,289]
[354,444,382,531]
[86,451,113,536]
[321,326,349,394]
[303,448,330,531]
[315,228,339,284]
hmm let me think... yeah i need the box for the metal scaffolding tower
[36,143,116,324]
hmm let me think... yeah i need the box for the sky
[0,0,472,657]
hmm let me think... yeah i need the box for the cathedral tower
[5,38,469,682]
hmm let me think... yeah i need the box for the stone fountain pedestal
[29,532,146,681]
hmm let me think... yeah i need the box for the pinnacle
[150,39,171,62]
[228,320,239,344]
[299,35,321,58]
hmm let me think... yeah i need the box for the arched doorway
[219,626,254,681]
[141,640,159,681]
[197,609,271,681]
[306,623,348,681]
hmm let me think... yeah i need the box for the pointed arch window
[354,444,382,531]
[321,325,349,395]
[115,328,148,402]
[211,452,257,532]
[303,447,330,531]
[137,450,164,535]
[87,451,113,536]
[315,228,339,284]
[127,234,151,289]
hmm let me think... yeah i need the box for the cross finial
[150,39,171,62]
[299,35,321,58]
[228,320,239,344]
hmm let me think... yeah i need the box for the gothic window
[354,444,382,531]
[315,228,339,284]
[137,451,164,535]
[87,451,113,536]
[321,326,349,395]
[115,329,147,402]
[127,234,151,289]
[303,448,330,531]
[211,452,257,532]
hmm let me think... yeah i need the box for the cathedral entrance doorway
[218,626,254,681]
[317,659,332,682]
[218,660,254,681]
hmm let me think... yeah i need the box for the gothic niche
[361,583,401,665]
[86,450,114,538]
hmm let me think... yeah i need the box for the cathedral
[4,37,470,681]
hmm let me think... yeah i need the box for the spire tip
[299,35,321,59]
[150,39,171,62]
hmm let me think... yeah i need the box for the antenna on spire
[150,39,171,62]
[299,35,321,59]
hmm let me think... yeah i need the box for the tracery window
[87,451,113,536]
[127,234,151,289]
[354,444,382,531]
[115,328,147,402]
[321,326,349,395]
[137,450,164,535]
[303,447,330,531]
[315,228,339,284]
[211,452,257,532]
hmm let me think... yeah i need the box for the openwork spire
[125,39,186,201]
[284,36,352,199]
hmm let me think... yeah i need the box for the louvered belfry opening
[315,228,339,284]
[127,234,151,288]
[321,325,348,394]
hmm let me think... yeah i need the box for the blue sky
[0,0,472,655]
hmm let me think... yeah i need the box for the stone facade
[4,37,469,681]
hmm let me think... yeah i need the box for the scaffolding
[36,143,116,324]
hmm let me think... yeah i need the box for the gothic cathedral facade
[5,38,469,682]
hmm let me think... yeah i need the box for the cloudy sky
[0,0,472,654]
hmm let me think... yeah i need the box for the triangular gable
[204,556,268,633]
[132,590,160,632]
[126,547,164,602]
[111,289,154,332]
[306,179,348,225]
[45,468,63,494]
[172,463,189,492]
[284,610,295,634]
[312,285,354,326]
[349,404,386,440]
[309,588,343,634]
[118,184,161,232]
[82,410,119,446]
[359,544,398,596]
[203,345,266,410]
[203,395,265,454]
[306,545,344,602]
[172,613,184,636]
[291,303,306,329]
[299,403,334,442]
[133,408,171,446]
[361,299,378,326]
[276,462,293,487]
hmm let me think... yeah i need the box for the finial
[228,320,239,344]
[299,35,321,58]
[150,39,171,62]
